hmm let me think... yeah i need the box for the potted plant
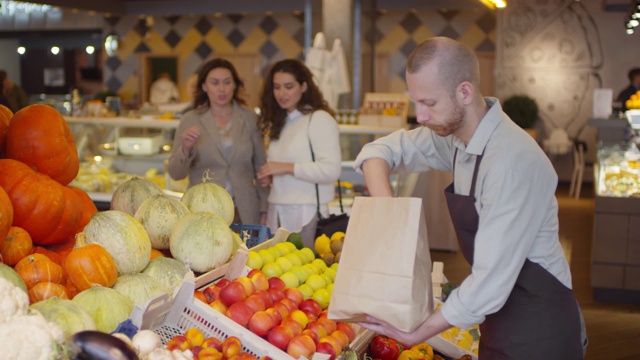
[502,95,540,138]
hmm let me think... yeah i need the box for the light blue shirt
[354,98,573,328]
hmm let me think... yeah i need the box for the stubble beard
[424,102,465,137]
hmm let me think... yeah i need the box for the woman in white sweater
[257,59,341,248]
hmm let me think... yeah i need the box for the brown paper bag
[327,196,433,332]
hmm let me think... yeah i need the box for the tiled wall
[369,9,496,93]
[103,13,305,102]
[104,8,496,103]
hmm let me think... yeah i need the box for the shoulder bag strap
[308,112,343,216]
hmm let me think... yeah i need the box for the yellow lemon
[330,231,345,242]
[314,234,331,255]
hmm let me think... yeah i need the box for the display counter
[592,141,640,303]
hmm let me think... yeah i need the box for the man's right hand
[361,158,394,197]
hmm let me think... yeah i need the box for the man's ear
[457,81,474,105]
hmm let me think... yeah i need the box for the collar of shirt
[454,97,503,156]
[286,109,303,123]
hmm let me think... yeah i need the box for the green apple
[303,263,320,276]
[311,259,328,272]
[280,271,300,289]
[298,248,315,264]
[274,242,291,256]
[262,261,283,278]
[285,252,303,267]
[290,265,309,283]
[246,251,264,269]
[297,284,314,300]
[323,268,337,282]
[275,257,293,272]
[305,274,327,291]
[258,249,275,265]
[312,288,331,309]
[321,273,333,286]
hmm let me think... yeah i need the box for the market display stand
[589,117,640,303]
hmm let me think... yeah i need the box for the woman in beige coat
[167,58,268,225]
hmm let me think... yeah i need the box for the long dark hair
[258,59,335,140]
[193,58,246,109]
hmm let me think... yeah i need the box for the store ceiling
[17,0,493,16]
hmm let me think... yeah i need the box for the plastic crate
[230,224,272,249]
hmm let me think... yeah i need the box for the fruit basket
[231,224,273,249]
[131,253,374,360]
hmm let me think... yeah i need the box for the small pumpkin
[14,253,51,272]
[17,259,64,289]
[33,246,63,268]
[6,104,79,185]
[111,177,164,216]
[0,187,12,250]
[0,226,32,266]
[0,159,83,245]
[64,243,118,291]
[0,104,12,158]
[68,186,98,234]
[28,281,69,304]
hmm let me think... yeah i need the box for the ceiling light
[17,46,25,55]
[86,46,95,55]
[478,0,507,9]
[627,28,635,35]
[51,46,60,55]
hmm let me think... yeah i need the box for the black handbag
[308,112,350,238]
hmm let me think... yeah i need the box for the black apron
[444,149,583,359]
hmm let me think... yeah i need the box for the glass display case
[595,141,640,197]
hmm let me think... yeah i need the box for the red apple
[222,336,243,359]
[298,299,322,317]
[266,325,294,351]
[248,310,276,337]
[209,300,227,314]
[265,307,282,325]
[305,321,328,340]
[302,329,319,344]
[336,322,356,343]
[283,288,304,306]
[267,288,285,304]
[216,278,231,288]
[272,301,291,320]
[268,277,286,291]
[286,334,316,359]
[316,341,337,360]
[203,285,222,303]
[331,330,350,348]
[244,294,266,313]
[166,335,190,351]
[234,276,256,296]
[278,298,298,313]
[281,317,303,336]
[226,302,254,327]
[319,309,329,318]
[198,347,223,360]
[202,337,223,351]
[319,335,342,356]
[253,290,273,309]
[220,281,247,307]
[250,271,269,292]
[318,317,337,334]
[301,309,318,323]
[191,346,203,358]
[247,268,262,278]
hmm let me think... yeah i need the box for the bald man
[355,37,586,359]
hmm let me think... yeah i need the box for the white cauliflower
[0,278,28,324]
[0,279,66,360]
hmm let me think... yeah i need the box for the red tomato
[369,335,407,360]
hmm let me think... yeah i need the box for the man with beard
[354,37,586,359]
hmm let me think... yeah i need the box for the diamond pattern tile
[400,39,417,58]
[260,16,278,35]
[164,30,181,48]
[195,41,212,59]
[227,14,243,24]
[104,15,120,27]
[260,40,278,59]
[400,13,421,34]
[476,12,495,33]
[133,18,148,36]
[195,17,212,35]
[476,38,495,52]
[134,42,151,53]
[228,28,245,47]
[165,15,180,25]
[106,76,122,92]
[438,25,460,39]
[438,9,460,22]
[105,56,121,71]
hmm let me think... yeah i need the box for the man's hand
[361,158,394,197]
[358,310,452,346]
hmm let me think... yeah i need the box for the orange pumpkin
[14,253,51,272]
[33,246,63,267]
[65,274,79,299]
[0,226,33,266]
[28,281,69,303]
[150,248,165,260]
[0,159,83,245]
[64,243,118,291]
[17,259,64,289]
[0,104,12,158]
[0,187,12,252]
[6,104,79,185]
[68,186,98,234]
[43,238,76,263]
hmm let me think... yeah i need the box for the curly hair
[258,59,334,139]
[193,58,246,109]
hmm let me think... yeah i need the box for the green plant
[502,95,539,129]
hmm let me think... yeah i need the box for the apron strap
[452,148,484,198]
